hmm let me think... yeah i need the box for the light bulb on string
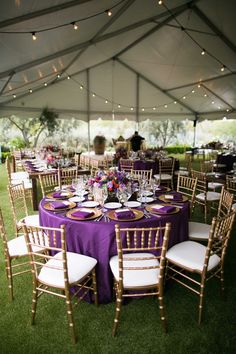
[29,89,33,93]
[174,101,177,104]
[57,74,61,78]
[67,75,71,80]
[198,83,201,88]
[204,94,207,97]
[118,104,121,108]
[158,0,163,4]
[105,99,108,104]
[201,49,205,55]
[211,101,215,104]
[13,94,16,98]
[221,65,225,72]
[191,89,195,93]
[72,22,78,30]
[44,82,47,86]
[80,85,83,90]
[153,106,156,110]
[130,107,134,111]
[182,96,186,100]
[105,9,112,16]
[164,104,168,108]
[32,32,37,41]
[92,93,96,97]
[141,108,145,112]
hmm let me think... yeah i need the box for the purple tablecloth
[39,200,189,303]
[118,158,179,175]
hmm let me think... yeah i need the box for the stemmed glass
[116,188,128,207]
[96,188,108,213]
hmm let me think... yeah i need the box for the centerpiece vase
[106,190,119,203]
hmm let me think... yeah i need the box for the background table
[39,200,189,303]
[217,154,236,171]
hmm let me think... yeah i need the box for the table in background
[39,200,189,303]
[216,154,236,171]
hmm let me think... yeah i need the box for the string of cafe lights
[5,69,232,117]
[0,0,126,39]
[157,1,233,74]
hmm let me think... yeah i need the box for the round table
[39,199,189,303]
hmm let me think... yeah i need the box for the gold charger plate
[44,201,76,211]
[66,208,102,221]
[158,194,188,203]
[107,209,144,221]
[155,186,171,193]
[145,204,180,215]
[46,191,74,199]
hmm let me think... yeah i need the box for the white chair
[110,222,171,336]
[23,223,98,343]
[8,183,40,236]
[0,208,46,301]
[166,212,236,324]
[189,186,233,242]
[154,158,175,189]
[191,170,221,223]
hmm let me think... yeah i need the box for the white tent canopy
[0,0,235,123]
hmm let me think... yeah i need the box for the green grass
[0,160,236,354]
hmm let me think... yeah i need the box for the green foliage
[164,145,192,154]
[1,152,11,162]
[9,136,27,149]
[39,107,58,136]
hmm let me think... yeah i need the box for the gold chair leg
[65,292,77,344]
[158,291,167,333]
[112,286,122,337]
[31,282,38,325]
[92,269,98,306]
[198,280,205,325]
[6,259,14,301]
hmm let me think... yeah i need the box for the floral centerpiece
[88,168,129,192]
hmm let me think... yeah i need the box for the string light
[221,65,225,72]
[105,9,112,16]
[6,70,229,114]
[201,49,205,55]
[72,22,78,30]
[198,84,201,88]
[158,0,163,4]
[182,96,186,99]
[32,32,37,41]
[67,75,71,79]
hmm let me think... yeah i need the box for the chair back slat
[39,172,59,197]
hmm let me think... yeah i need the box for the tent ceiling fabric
[0,0,236,122]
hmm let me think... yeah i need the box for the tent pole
[136,74,140,130]
[193,115,198,147]
[86,68,90,152]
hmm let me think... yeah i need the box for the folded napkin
[155,185,167,194]
[49,201,69,209]
[114,208,135,219]
[52,191,70,199]
[151,204,176,213]
[71,209,94,219]
[164,193,183,201]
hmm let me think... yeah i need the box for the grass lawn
[0,159,236,354]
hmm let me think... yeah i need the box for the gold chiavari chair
[8,183,39,236]
[58,167,78,189]
[176,175,197,215]
[130,168,153,185]
[189,186,233,242]
[109,223,171,336]
[23,223,98,344]
[119,158,134,173]
[201,160,224,191]
[39,172,59,197]
[0,207,46,301]
[176,153,192,177]
[226,175,236,210]
[154,158,175,189]
[166,212,236,324]
[191,170,221,223]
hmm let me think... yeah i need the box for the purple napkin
[71,209,94,219]
[52,191,69,199]
[165,192,183,201]
[114,208,135,219]
[49,201,68,209]
[155,185,167,194]
[152,205,175,213]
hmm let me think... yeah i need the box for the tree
[141,119,184,147]
[8,107,58,147]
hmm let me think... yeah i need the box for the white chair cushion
[188,221,211,240]
[109,252,160,288]
[196,191,221,201]
[8,231,46,257]
[18,214,40,227]
[208,182,223,190]
[11,179,32,189]
[38,252,97,288]
[154,174,172,180]
[166,241,220,272]
[11,172,29,180]
[232,203,236,210]
[175,170,189,176]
